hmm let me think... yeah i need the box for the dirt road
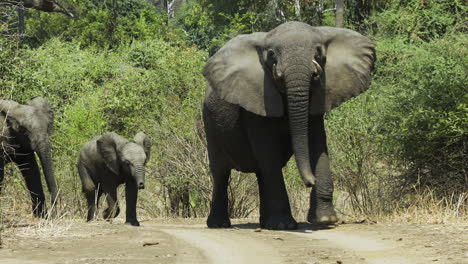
[1,219,467,264]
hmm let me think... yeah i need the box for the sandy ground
[0,218,467,264]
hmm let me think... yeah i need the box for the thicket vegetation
[1,0,466,223]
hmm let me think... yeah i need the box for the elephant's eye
[314,46,326,65]
[315,54,326,65]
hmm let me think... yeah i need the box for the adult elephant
[202,21,375,230]
[0,97,58,217]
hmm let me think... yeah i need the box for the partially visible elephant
[77,132,151,226]
[202,21,375,229]
[1,0,74,17]
[0,97,58,217]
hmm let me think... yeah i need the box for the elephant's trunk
[36,140,58,201]
[134,165,145,190]
[285,65,316,187]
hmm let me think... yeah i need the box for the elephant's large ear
[0,100,23,133]
[27,97,54,134]
[315,27,376,113]
[97,132,122,175]
[133,132,152,164]
[203,32,284,117]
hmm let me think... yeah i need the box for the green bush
[24,0,170,48]
[375,35,467,195]
[175,0,338,54]
[1,35,209,217]
[372,0,466,42]
[1,0,466,221]
[327,33,466,216]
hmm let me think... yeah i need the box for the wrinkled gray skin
[203,21,375,230]
[77,132,151,226]
[0,97,57,218]
[2,0,74,17]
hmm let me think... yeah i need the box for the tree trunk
[294,0,301,20]
[335,0,344,27]
[17,6,24,35]
[271,0,286,22]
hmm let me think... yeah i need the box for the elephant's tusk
[273,63,281,80]
[312,60,323,76]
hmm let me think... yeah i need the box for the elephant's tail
[77,161,96,192]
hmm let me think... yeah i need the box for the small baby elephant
[77,132,151,226]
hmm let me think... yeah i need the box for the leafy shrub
[24,0,170,48]
[372,0,466,43]
[375,35,467,196]
[326,91,393,215]
[176,0,338,54]
[326,33,466,217]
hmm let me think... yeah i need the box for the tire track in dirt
[285,228,425,264]
[0,222,207,264]
[161,228,283,264]
[1,220,465,264]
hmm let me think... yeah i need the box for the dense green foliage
[24,0,177,47]
[327,0,466,213]
[1,0,466,219]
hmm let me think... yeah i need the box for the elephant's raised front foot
[260,215,298,230]
[103,207,120,220]
[32,203,47,219]
[307,206,338,225]
[207,214,231,228]
[125,219,140,226]
[33,209,47,219]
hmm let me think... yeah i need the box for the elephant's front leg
[255,169,297,230]
[207,165,231,228]
[125,181,140,226]
[16,155,47,218]
[307,115,337,224]
[248,122,297,230]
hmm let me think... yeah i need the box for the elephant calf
[77,132,151,226]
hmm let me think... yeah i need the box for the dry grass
[382,190,467,224]
[1,153,466,241]
[335,188,468,225]
[0,177,466,244]
[1,115,466,238]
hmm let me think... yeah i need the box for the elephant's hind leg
[85,187,103,222]
[78,163,100,221]
[103,187,120,220]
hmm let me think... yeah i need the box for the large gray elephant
[0,97,58,217]
[77,132,151,226]
[202,21,376,230]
